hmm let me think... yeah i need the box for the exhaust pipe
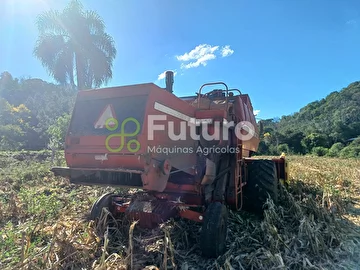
[165,71,174,93]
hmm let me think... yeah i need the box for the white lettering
[147,115,167,140]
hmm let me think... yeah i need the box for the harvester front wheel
[243,160,278,214]
[90,192,114,221]
[200,202,228,258]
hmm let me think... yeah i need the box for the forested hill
[259,81,360,158]
[0,72,75,151]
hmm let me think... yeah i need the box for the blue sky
[1,0,360,119]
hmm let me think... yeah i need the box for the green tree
[327,142,345,157]
[0,125,24,150]
[257,141,269,155]
[282,130,305,154]
[0,72,76,150]
[278,143,290,154]
[339,145,360,158]
[0,101,32,150]
[33,0,116,90]
[312,147,329,157]
[0,72,20,104]
[47,113,71,149]
[301,133,330,152]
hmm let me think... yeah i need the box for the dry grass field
[0,151,360,269]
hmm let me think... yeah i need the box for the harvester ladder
[236,143,243,210]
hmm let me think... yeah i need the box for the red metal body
[52,80,286,226]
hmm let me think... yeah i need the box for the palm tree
[33,0,116,90]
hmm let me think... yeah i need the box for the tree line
[257,81,360,158]
[0,72,75,150]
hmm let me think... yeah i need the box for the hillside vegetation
[0,72,75,151]
[259,81,360,158]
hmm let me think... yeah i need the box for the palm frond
[35,10,66,36]
[87,48,113,87]
[85,10,105,34]
[33,34,73,85]
[52,49,74,85]
[34,34,65,64]
[92,33,117,59]
[64,0,84,14]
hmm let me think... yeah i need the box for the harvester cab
[51,71,288,258]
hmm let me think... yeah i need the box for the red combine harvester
[52,71,288,258]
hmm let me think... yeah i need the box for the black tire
[242,159,278,214]
[90,192,114,221]
[200,202,228,258]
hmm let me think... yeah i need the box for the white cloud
[157,70,177,81]
[346,19,357,28]
[176,44,234,69]
[176,44,219,61]
[180,54,216,69]
[221,45,234,57]
[253,109,260,116]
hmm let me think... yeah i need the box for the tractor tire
[90,192,114,221]
[242,159,279,214]
[200,202,228,258]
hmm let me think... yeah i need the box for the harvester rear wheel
[200,202,228,258]
[90,192,114,221]
[243,160,278,214]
